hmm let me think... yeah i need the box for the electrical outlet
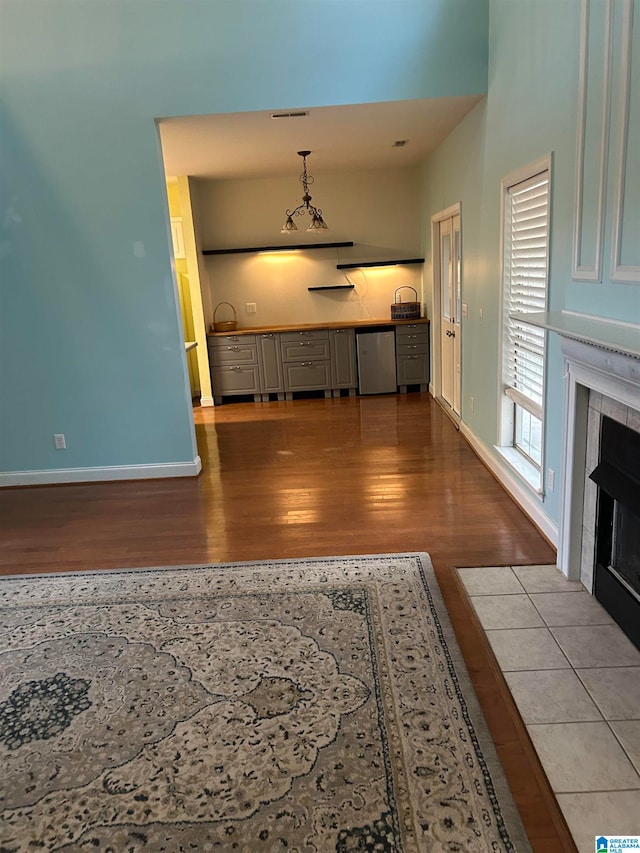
[245,302,257,314]
[462,303,468,318]
[479,307,484,324]
[54,434,66,450]
[547,468,555,492]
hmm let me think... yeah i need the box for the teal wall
[0,0,488,476]
[420,0,640,529]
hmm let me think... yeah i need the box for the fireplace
[590,416,640,650]
[509,311,640,649]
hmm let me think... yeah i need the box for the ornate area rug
[0,553,530,852]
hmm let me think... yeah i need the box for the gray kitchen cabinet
[281,330,331,361]
[280,329,331,399]
[211,341,258,365]
[282,361,332,395]
[211,365,261,402]
[208,334,262,404]
[395,324,429,393]
[207,320,429,403]
[257,333,284,400]
[329,328,357,395]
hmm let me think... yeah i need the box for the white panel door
[452,213,461,415]
[438,213,461,416]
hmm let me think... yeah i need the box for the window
[498,157,551,492]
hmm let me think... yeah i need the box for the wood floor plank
[0,393,574,851]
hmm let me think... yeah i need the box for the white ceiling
[157,96,483,181]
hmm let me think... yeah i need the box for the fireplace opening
[590,416,640,650]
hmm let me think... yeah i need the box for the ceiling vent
[270,111,309,119]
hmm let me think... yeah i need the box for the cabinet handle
[262,333,273,338]
[407,356,418,360]
[227,346,241,351]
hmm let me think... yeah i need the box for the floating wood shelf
[336,258,424,270]
[203,241,354,256]
[307,285,355,291]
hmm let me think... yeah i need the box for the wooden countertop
[207,317,429,338]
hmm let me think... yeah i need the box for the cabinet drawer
[395,325,427,340]
[210,333,256,346]
[395,332,428,345]
[283,360,331,392]
[281,339,331,361]
[210,343,258,365]
[396,342,429,357]
[212,364,261,395]
[280,330,329,343]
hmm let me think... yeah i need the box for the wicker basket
[391,286,421,320]
[212,301,238,333]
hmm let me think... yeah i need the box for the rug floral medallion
[0,553,530,852]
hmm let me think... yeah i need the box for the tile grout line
[605,719,640,779]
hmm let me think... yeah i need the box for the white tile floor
[457,563,640,853]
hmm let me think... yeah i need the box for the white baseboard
[459,422,559,549]
[0,457,202,487]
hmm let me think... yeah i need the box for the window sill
[495,445,544,497]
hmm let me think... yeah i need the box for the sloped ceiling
[158,95,483,180]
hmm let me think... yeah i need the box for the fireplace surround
[559,334,640,584]
[516,310,640,647]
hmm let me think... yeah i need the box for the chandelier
[281,151,328,233]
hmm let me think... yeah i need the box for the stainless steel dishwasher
[356,328,397,394]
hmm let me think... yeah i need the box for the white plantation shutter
[503,170,550,421]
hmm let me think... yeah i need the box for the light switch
[246,303,257,314]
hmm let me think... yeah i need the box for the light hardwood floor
[0,392,574,851]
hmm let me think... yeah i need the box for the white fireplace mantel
[511,310,640,360]
[514,311,640,582]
